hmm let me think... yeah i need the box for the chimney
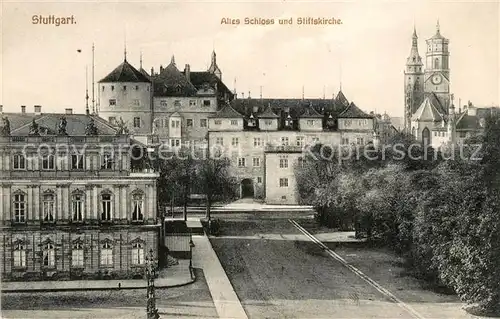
[159,65,163,72]
[65,108,73,115]
[185,64,191,82]
[151,67,154,75]
[0,105,3,113]
[34,105,42,114]
[242,92,245,99]
[21,105,26,113]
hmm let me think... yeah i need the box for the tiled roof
[9,113,117,136]
[99,60,151,83]
[153,61,197,97]
[187,71,233,98]
[455,112,481,131]
[139,67,151,80]
[209,103,243,119]
[300,104,324,118]
[412,96,444,122]
[338,102,373,119]
[258,103,280,118]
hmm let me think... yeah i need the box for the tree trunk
[170,190,175,218]
[205,197,211,221]
[183,187,188,222]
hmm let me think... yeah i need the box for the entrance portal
[241,178,254,198]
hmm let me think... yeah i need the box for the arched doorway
[241,179,254,198]
[422,127,430,145]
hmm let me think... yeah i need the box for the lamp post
[145,248,159,319]
[189,239,195,279]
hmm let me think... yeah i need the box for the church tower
[424,20,450,109]
[208,50,222,80]
[404,27,424,132]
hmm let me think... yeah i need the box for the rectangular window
[101,194,112,221]
[13,244,26,268]
[133,99,140,106]
[100,242,113,266]
[279,178,289,187]
[42,194,55,222]
[307,120,314,126]
[253,157,261,167]
[101,154,113,170]
[230,120,238,126]
[13,154,26,170]
[123,85,127,91]
[342,137,349,145]
[170,139,181,147]
[108,117,116,125]
[109,99,116,106]
[186,119,193,127]
[72,243,84,267]
[216,137,224,145]
[254,138,262,147]
[72,194,84,221]
[312,137,320,144]
[279,158,289,168]
[171,120,180,128]
[203,100,211,107]
[160,100,167,107]
[133,117,141,128]
[132,194,144,221]
[238,158,246,167]
[14,194,26,223]
[131,243,144,265]
[265,120,273,125]
[356,137,364,145]
[42,243,55,268]
[281,137,289,146]
[214,120,222,125]
[296,136,304,147]
[257,176,263,184]
[174,100,181,107]
[189,100,197,106]
[42,154,55,170]
[200,119,207,128]
[71,154,84,170]
[135,85,139,90]
[232,137,239,146]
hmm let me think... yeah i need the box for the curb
[1,271,197,293]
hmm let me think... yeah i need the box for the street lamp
[189,239,195,280]
[145,248,159,319]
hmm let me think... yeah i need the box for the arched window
[42,192,55,222]
[13,243,26,268]
[422,127,431,145]
[131,242,144,265]
[434,58,440,69]
[411,126,416,138]
[43,243,55,268]
[101,193,113,221]
[132,192,144,221]
[100,242,113,266]
[72,192,84,222]
[72,242,84,267]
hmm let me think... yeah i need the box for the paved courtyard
[210,214,474,319]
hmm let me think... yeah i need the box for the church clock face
[432,74,442,85]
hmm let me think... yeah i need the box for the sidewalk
[192,235,248,319]
[1,259,194,293]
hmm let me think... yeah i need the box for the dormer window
[248,115,256,127]
[285,115,293,127]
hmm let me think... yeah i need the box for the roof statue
[0,115,10,137]
[58,116,68,135]
[116,117,129,135]
[85,117,98,136]
[28,119,40,136]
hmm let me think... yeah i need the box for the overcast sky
[1,0,498,117]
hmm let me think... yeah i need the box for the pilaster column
[121,186,127,220]
[27,185,33,221]
[0,186,3,220]
[33,186,40,221]
[85,184,94,221]
[93,186,98,220]
[56,184,63,221]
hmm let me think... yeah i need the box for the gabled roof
[99,60,151,83]
[455,112,481,131]
[338,102,372,119]
[139,67,151,80]
[153,59,197,97]
[187,71,233,98]
[335,90,350,109]
[209,103,243,119]
[258,104,280,118]
[412,96,443,122]
[300,105,323,118]
[10,113,117,136]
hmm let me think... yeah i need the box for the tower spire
[85,65,89,115]
[171,55,175,65]
[123,35,127,62]
[436,19,440,34]
[140,51,143,69]
[92,43,95,114]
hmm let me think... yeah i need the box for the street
[210,212,471,319]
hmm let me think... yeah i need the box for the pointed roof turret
[99,60,151,83]
[334,90,349,110]
[430,19,445,39]
[208,50,222,79]
[209,102,243,118]
[407,27,423,66]
[170,55,176,66]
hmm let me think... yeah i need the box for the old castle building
[0,105,159,281]
[404,22,499,147]
[99,51,377,204]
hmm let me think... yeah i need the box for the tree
[195,157,238,221]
